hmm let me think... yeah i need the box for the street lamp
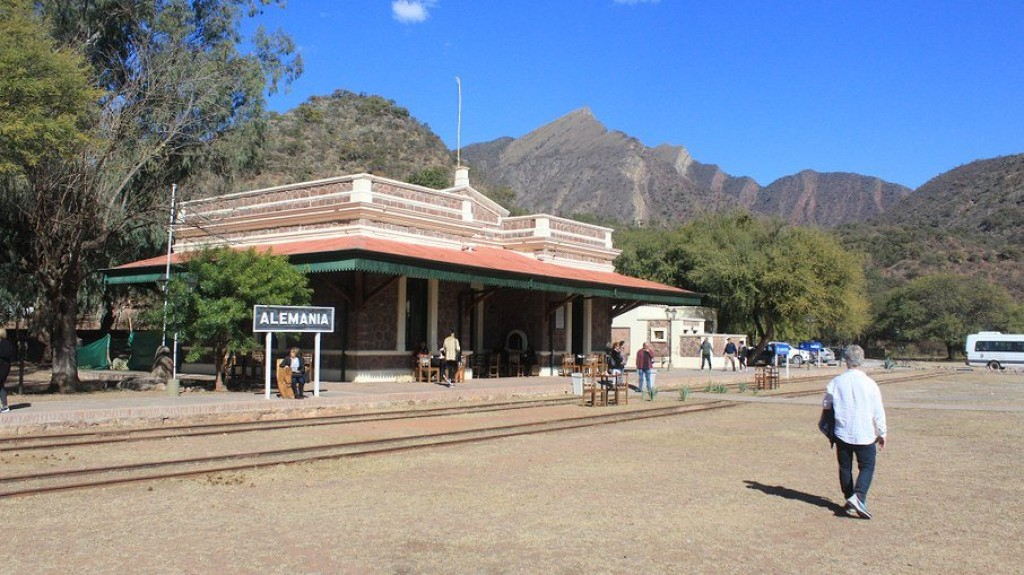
[170,275,198,385]
[665,307,678,371]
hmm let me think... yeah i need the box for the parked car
[746,341,800,366]
[793,341,834,365]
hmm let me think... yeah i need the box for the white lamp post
[665,307,678,371]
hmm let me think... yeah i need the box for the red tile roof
[112,235,691,296]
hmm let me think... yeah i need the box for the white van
[965,332,1024,370]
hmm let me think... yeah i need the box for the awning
[103,236,701,305]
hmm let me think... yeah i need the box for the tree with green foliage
[407,167,451,189]
[0,0,300,392]
[167,247,311,391]
[616,212,869,352]
[0,0,98,175]
[873,274,1023,359]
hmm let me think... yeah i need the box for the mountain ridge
[462,108,912,227]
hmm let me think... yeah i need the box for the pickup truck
[747,341,802,366]
[792,341,837,365]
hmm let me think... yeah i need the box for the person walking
[723,338,737,371]
[699,338,713,370]
[0,328,14,413]
[737,340,748,372]
[288,347,306,399]
[635,342,655,398]
[819,344,887,519]
[442,329,461,387]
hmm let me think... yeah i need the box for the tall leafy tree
[616,212,869,352]
[873,274,1023,359]
[0,0,300,391]
[168,247,311,391]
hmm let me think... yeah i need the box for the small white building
[612,305,746,370]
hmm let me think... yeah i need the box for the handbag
[818,409,836,448]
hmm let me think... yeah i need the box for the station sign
[252,305,335,333]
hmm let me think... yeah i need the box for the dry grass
[1,371,1022,574]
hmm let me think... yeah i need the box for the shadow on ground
[743,480,848,516]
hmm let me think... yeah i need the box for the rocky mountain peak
[463,108,910,228]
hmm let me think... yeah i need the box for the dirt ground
[2,370,1022,574]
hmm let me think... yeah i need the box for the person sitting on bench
[288,347,306,399]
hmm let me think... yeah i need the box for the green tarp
[127,331,164,372]
[77,334,111,370]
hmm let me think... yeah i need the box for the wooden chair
[754,365,780,390]
[581,378,607,407]
[416,355,440,383]
[509,353,524,377]
[610,370,628,405]
[582,355,600,384]
[488,353,502,378]
[561,354,575,376]
[275,360,295,399]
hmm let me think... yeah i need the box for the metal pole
[455,76,462,167]
[313,332,322,397]
[171,329,179,382]
[161,184,177,347]
[264,331,273,399]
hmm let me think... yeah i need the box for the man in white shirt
[820,344,887,519]
[442,329,461,388]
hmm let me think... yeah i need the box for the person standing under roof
[442,329,461,387]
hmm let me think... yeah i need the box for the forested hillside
[198,90,457,195]
[838,154,1024,298]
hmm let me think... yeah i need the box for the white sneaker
[0,406,10,413]
[847,494,872,519]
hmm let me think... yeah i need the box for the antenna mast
[455,76,462,166]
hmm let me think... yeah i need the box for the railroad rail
[0,400,734,499]
[0,396,581,452]
[2,371,940,453]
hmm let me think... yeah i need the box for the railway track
[0,400,734,499]
[2,371,940,453]
[675,370,944,399]
[0,396,581,452]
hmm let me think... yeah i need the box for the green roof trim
[296,257,699,304]
[104,272,166,285]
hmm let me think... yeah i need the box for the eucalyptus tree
[0,0,300,391]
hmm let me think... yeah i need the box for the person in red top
[635,342,655,397]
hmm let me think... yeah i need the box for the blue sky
[247,1,1024,189]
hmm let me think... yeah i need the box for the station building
[104,168,699,382]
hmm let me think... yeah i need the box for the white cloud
[392,0,437,24]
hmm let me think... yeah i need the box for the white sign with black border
[253,305,335,400]
[253,305,335,333]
